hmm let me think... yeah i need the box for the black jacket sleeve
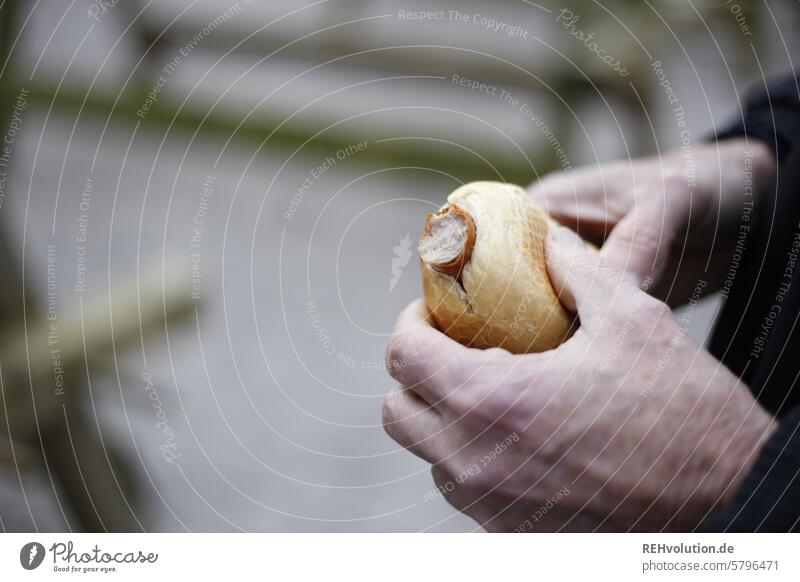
[713,72,800,163]
[702,408,800,531]
[702,71,800,532]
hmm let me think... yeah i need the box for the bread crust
[419,181,573,353]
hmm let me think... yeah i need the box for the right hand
[527,138,775,304]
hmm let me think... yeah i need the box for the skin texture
[383,138,779,531]
[528,138,776,304]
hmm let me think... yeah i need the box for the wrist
[713,136,776,205]
[691,401,777,529]
[681,138,775,246]
[746,138,778,193]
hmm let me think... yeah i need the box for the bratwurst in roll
[418,181,573,354]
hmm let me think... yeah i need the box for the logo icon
[390,234,413,292]
[20,542,45,570]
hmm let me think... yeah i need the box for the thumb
[545,226,635,331]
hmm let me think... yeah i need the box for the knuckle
[386,333,429,385]
[430,465,462,506]
[617,222,662,257]
[595,261,626,290]
[385,335,407,379]
[381,392,396,425]
[661,168,691,194]
[432,465,480,512]
[431,464,452,490]
[461,466,498,496]
[381,390,404,440]
[466,391,513,426]
[481,347,512,360]
[639,295,672,324]
[447,371,511,423]
[565,249,601,275]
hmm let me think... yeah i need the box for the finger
[386,299,480,404]
[528,170,617,244]
[545,226,636,331]
[599,186,688,285]
[382,384,447,464]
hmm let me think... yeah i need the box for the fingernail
[549,226,582,249]
[624,271,643,288]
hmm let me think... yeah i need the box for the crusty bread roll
[418,181,573,353]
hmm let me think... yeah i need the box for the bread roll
[418,181,573,353]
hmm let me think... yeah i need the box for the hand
[383,226,776,531]
[528,138,775,303]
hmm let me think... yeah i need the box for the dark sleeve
[701,72,800,532]
[701,407,800,532]
[713,71,800,163]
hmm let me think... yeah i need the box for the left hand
[383,226,776,531]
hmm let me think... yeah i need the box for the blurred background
[0,0,798,532]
